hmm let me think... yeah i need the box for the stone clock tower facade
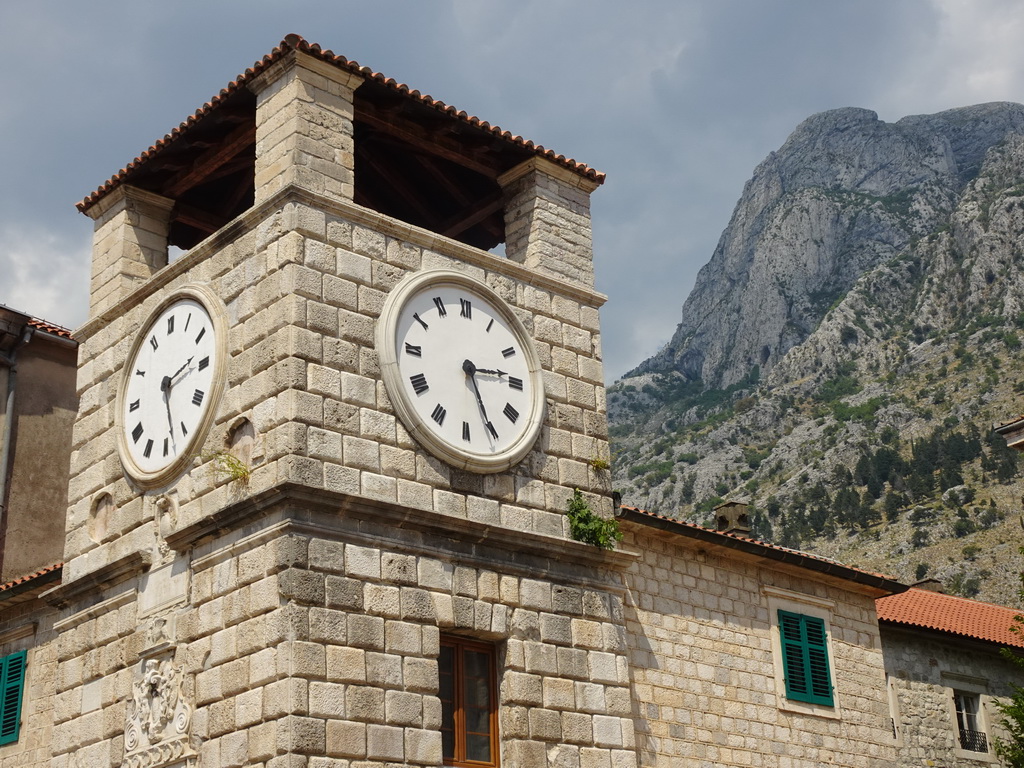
[53,36,636,767]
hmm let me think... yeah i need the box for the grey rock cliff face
[635,103,1024,388]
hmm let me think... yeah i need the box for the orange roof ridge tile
[78,34,604,213]
[877,587,1024,648]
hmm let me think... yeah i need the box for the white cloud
[0,225,90,330]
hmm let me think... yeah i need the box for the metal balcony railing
[959,728,988,753]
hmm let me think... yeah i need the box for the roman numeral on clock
[132,423,144,443]
[431,404,446,426]
[413,313,428,330]
[502,347,515,358]
[192,389,205,406]
[143,439,154,459]
[129,399,140,412]
[486,421,499,440]
[509,376,523,391]
[503,403,519,423]
[486,318,494,332]
[460,299,472,319]
[433,297,447,316]
[410,374,429,395]
[195,327,206,345]
[163,438,169,457]
[167,316,175,334]
[405,343,422,357]
[199,356,209,371]
[150,336,159,351]
[462,421,471,441]
[181,421,188,437]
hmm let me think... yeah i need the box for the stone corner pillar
[86,185,174,318]
[250,49,362,206]
[498,157,601,289]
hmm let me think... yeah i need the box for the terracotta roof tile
[27,318,75,340]
[877,587,1024,648]
[619,504,904,591]
[78,34,604,213]
[0,562,62,594]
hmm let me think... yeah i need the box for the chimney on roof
[715,500,752,538]
[912,578,946,593]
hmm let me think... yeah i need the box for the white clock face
[119,294,224,484]
[378,271,545,473]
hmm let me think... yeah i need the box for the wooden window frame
[0,650,26,745]
[440,636,499,767]
[778,610,834,707]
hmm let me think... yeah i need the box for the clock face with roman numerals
[377,270,545,474]
[117,288,226,487]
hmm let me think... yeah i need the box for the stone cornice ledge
[76,185,606,340]
[167,482,636,576]
[43,550,152,608]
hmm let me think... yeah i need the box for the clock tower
[53,36,636,768]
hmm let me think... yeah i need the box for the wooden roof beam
[356,102,500,178]
[165,122,256,197]
[439,191,503,239]
[357,147,440,226]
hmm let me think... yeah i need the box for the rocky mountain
[610,103,1024,606]
[633,103,1024,388]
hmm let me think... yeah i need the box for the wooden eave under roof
[77,34,604,252]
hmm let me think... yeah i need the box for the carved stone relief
[124,657,194,768]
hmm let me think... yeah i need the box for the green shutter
[779,610,833,706]
[0,650,26,745]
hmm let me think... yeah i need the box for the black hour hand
[474,367,507,377]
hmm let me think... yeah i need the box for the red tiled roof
[618,504,905,593]
[877,587,1024,648]
[0,562,62,594]
[78,34,604,213]
[28,318,74,341]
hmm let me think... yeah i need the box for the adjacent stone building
[1,33,1023,768]
[878,585,1024,766]
[619,505,904,768]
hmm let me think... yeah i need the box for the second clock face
[380,272,545,472]
[121,296,221,480]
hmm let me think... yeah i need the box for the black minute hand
[463,359,493,427]
[474,367,507,376]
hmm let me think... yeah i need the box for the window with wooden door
[439,637,499,767]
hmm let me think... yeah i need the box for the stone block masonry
[621,523,897,768]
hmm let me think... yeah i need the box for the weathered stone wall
[621,522,896,768]
[178,511,636,767]
[0,599,57,768]
[883,624,1020,766]
[64,190,610,575]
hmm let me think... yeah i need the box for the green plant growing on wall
[203,450,252,485]
[566,489,622,550]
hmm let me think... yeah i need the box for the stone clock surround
[63,183,612,583]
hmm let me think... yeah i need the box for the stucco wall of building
[3,337,78,582]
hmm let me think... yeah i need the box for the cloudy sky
[3,1,1024,380]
